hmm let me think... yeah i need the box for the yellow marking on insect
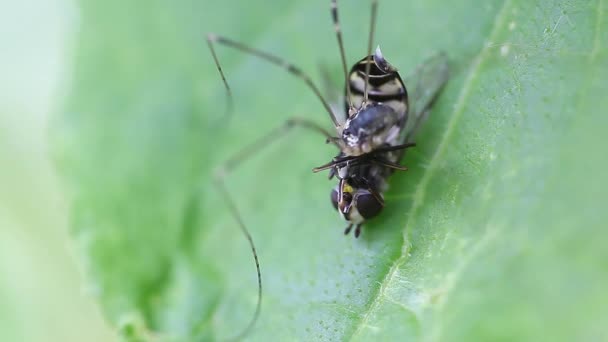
[343,183,354,193]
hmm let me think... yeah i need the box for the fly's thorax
[340,103,402,156]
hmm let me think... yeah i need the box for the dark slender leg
[354,176,385,207]
[374,142,417,153]
[215,117,337,177]
[354,224,362,238]
[214,179,261,341]
[313,142,416,173]
[362,0,378,105]
[344,224,354,235]
[213,116,336,340]
[330,0,354,112]
[206,33,340,127]
[371,157,409,171]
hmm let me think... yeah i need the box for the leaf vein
[345,0,513,340]
[591,0,604,60]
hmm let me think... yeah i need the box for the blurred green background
[0,0,115,341]
[1,0,607,341]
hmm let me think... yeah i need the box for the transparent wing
[401,52,449,144]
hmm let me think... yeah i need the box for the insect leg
[362,0,378,104]
[344,224,354,235]
[213,117,336,340]
[373,142,417,154]
[206,33,341,127]
[216,118,336,175]
[330,0,353,112]
[355,177,385,206]
[354,224,363,238]
[213,179,261,341]
[371,157,409,171]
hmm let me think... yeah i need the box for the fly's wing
[401,52,449,144]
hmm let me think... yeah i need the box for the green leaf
[53,0,608,340]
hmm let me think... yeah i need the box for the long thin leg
[362,0,378,104]
[215,117,337,177]
[371,157,409,171]
[206,36,234,119]
[214,179,261,341]
[330,0,353,112]
[311,142,416,173]
[374,142,417,153]
[206,33,341,127]
[213,117,336,339]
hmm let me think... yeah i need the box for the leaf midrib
[346,0,512,339]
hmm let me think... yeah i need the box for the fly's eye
[356,191,383,219]
[330,188,339,210]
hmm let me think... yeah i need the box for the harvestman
[206,0,448,339]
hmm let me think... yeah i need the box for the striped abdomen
[345,49,408,125]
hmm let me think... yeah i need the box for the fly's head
[330,179,384,225]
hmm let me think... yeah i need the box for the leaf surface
[54,0,608,340]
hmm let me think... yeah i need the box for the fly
[318,45,449,237]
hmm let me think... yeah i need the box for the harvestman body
[207,0,448,339]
